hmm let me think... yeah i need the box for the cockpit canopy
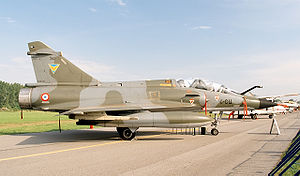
[177,78,239,95]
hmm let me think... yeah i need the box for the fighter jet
[179,79,277,117]
[18,41,276,140]
[227,93,300,119]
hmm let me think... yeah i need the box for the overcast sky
[0,0,299,99]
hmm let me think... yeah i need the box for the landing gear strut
[210,112,221,136]
[116,127,136,140]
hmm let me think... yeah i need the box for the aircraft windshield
[177,78,239,95]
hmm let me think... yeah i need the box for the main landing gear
[116,127,137,140]
[250,113,258,120]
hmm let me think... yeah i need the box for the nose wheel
[211,128,219,136]
[116,127,136,140]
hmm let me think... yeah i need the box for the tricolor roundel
[41,93,50,101]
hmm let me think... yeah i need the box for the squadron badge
[48,64,60,74]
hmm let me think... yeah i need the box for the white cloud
[245,50,300,81]
[191,26,212,30]
[223,50,300,97]
[0,57,34,84]
[70,59,139,81]
[72,60,114,74]
[88,8,97,12]
[0,17,16,23]
[11,57,30,65]
[110,0,126,6]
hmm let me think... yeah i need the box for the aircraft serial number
[219,99,233,104]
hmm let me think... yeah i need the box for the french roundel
[41,93,50,101]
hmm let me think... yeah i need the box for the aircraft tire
[201,127,206,135]
[117,127,136,140]
[211,128,219,136]
[254,114,258,119]
[269,115,273,119]
[237,115,243,119]
[116,127,123,134]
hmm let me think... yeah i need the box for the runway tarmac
[0,112,299,176]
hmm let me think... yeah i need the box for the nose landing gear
[210,112,221,136]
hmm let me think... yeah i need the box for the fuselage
[19,79,249,112]
[18,79,247,128]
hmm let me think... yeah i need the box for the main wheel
[237,115,243,119]
[254,114,258,119]
[269,115,274,119]
[116,127,123,134]
[211,128,219,136]
[116,127,136,140]
[201,127,206,135]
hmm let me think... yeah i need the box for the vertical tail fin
[27,41,99,85]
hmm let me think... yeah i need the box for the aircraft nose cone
[259,98,277,109]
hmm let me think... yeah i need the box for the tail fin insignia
[48,64,60,74]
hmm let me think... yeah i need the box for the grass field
[0,111,89,135]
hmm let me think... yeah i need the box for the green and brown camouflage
[18,41,276,139]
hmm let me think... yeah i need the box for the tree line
[0,81,24,110]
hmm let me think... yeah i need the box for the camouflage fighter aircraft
[18,41,276,140]
[178,79,277,119]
